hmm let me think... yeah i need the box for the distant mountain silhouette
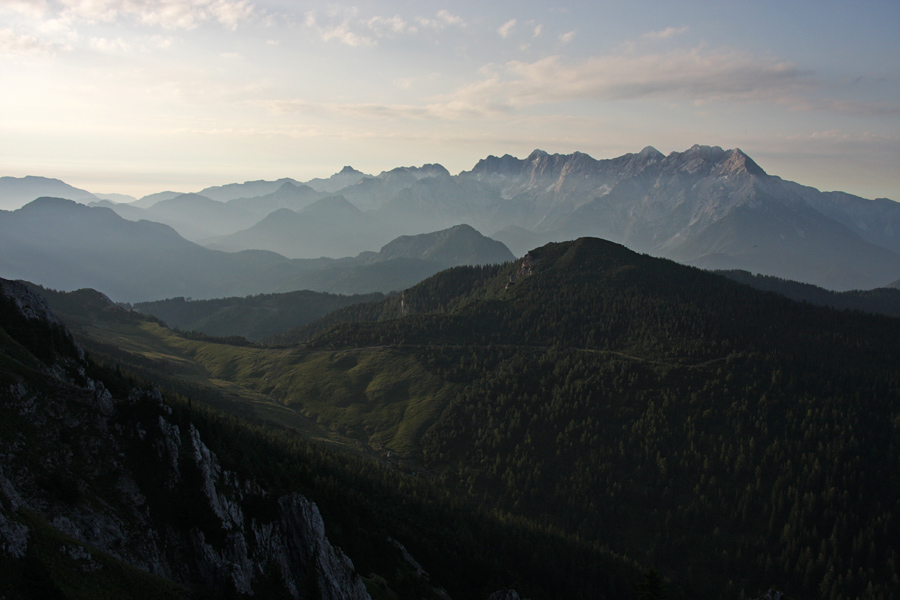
[198,177,304,202]
[131,190,184,208]
[226,181,324,217]
[378,224,514,267]
[0,198,513,301]
[305,166,369,193]
[99,192,259,240]
[204,195,388,258]
[8,144,900,290]
[0,175,97,210]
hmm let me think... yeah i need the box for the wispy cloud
[497,19,515,39]
[438,49,810,113]
[642,26,689,41]
[0,27,57,54]
[89,35,129,53]
[2,0,256,30]
[305,8,465,46]
[109,0,253,29]
[559,30,575,44]
[256,45,824,125]
[436,10,464,27]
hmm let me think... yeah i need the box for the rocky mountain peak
[0,278,66,328]
[638,145,664,162]
[468,154,525,178]
[719,148,767,177]
[306,166,370,193]
[666,145,728,175]
[525,149,550,162]
[416,163,451,178]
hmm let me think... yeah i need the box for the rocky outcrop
[0,277,371,599]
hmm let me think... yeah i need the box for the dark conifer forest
[5,238,899,599]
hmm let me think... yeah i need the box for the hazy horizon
[2,1,898,201]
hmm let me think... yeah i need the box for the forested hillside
[1,277,650,600]
[715,269,900,317]
[132,290,384,341]
[278,238,900,599]
[18,238,900,600]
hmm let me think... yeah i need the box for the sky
[1,0,898,202]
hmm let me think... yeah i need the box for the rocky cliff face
[0,277,371,599]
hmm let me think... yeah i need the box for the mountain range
[0,198,513,301]
[4,144,899,291]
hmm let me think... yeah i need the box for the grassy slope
[72,317,457,456]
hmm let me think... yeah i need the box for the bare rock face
[0,277,371,599]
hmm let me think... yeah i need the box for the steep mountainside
[463,146,900,290]
[264,238,900,600]
[0,278,372,599]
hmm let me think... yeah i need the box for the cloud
[559,30,575,44]
[795,98,900,118]
[0,27,55,54]
[319,23,374,46]
[533,24,543,38]
[497,19,515,39]
[89,35,129,53]
[642,26,689,41]
[367,15,410,36]
[437,10,464,27]
[20,0,258,30]
[1,1,50,19]
[261,97,494,122]
[437,48,811,114]
[259,46,822,125]
[306,8,465,46]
